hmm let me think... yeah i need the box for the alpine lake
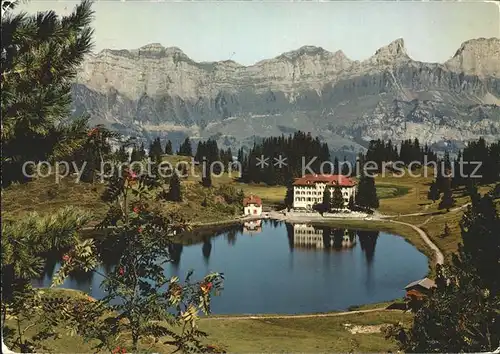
[35,220,428,315]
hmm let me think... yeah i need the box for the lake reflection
[35,220,428,314]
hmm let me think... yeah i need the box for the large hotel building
[292,174,357,210]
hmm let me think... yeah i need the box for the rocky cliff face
[72,37,500,153]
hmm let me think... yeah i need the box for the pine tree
[321,187,332,213]
[333,157,340,174]
[466,181,481,205]
[428,181,440,202]
[388,191,500,352]
[178,137,192,156]
[452,151,464,188]
[331,185,344,211]
[341,156,350,176]
[138,143,146,160]
[1,206,93,351]
[148,137,163,163]
[284,181,294,211]
[130,146,142,162]
[356,173,379,211]
[1,0,94,186]
[115,145,129,163]
[166,172,182,202]
[438,178,455,212]
[164,140,173,155]
[201,163,212,188]
[458,187,500,291]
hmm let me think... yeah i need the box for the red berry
[62,254,70,262]
[138,227,143,233]
[128,171,137,179]
[133,207,140,213]
[118,267,124,276]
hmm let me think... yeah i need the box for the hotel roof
[293,174,356,187]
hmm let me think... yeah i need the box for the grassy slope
[375,170,499,259]
[198,310,411,353]
[1,176,107,222]
[5,289,409,354]
[8,310,410,353]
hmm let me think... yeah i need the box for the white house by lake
[243,194,262,216]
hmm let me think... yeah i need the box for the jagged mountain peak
[452,37,500,56]
[98,43,190,61]
[332,49,349,59]
[135,44,186,56]
[139,43,165,50]
[278,45,332,60]
[446,37,500,77]
[370,38,409,62]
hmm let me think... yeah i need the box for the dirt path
[205,307,392,320]
[389,219,444,265]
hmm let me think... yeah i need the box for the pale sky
[19,0,500,66]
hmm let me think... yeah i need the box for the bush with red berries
[56,163,224,353]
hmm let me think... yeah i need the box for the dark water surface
[34,220,428,314]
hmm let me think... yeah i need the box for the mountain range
[72,37,500,155]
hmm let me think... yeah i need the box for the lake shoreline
[43,288,404,319]
[43,220,427,315]
[188,212,437,274]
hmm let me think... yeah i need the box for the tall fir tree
[166,172,182,202]
[438,177,455,212]
[148,137,163,163]
[333,156,340,174]
[321,187,332,213]
[284,177,294,211]
[178,137,193,156]
[130,146,141,162]
[331,185,344,211]
[115,145,129,163]
[428,180,440,202]
[164,140,173,155]
[356,172,379,210]
[1,0,95,186]
[341,156,350,176]
[201,163,212,188]
[388,189,500,352]
[138,143,146,160]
